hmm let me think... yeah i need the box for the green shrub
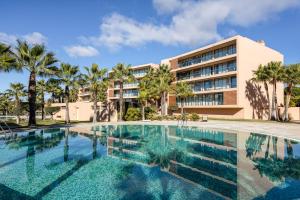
[124,108,142,121]
[145,106,157,119]
[189,113,200,121]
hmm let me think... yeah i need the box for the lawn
[0,119,83,130]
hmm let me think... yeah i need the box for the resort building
[162,35,284,119]
[51,35,293,121]
[107,63,158,116]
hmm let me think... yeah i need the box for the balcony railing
[178,45,236,68]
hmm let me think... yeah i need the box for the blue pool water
[0,125,299,200]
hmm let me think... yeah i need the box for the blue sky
[0,0,300,91]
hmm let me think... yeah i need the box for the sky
[0,0,300,91]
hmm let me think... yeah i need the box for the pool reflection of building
[106,125,238,199]
[104,125,287,200]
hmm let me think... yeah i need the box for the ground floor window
[176,93,224,107]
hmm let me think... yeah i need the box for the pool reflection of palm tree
[246,134,300,182]
[64,128,69,162]
[92,129,97,159]
[5,129,64,181]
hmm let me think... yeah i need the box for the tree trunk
[65,86,70,124]
[180,98,184,116]
[16,97,20,124]
[161,91,167,116]
[142,104,145,121]
[119,81,123,121]
[108,102,111,122]
[28,72,37,126]
[93,91,97,124]
[284,84,292,121]
[41,92,45,120]
[264,82,271,120]
[270,80,277,121]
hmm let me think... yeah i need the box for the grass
[0,119,85,130]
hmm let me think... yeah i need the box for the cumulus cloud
[22,32,47,45]
[64,45,99,57]
[0,32,47,45]
[82,0,299,50]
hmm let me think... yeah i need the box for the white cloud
[64,45,99,57]
[23,32,47,45]
[0,32,18,45]
[0,32,47,45]
[82,0,300,50]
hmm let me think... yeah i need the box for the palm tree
[46,79,64,103]
[266,61,284,121]
[111,63,135,121]
[139,70,156,121]
[252,64,271,119]
[153,64,174,116]
[0,92,12,116]
[82,63,108,124]
[57,63,80,124]
[8,40,58,126]
[282,64,300,121]
[6,83,26,124]
[173,82,193,116]
[37,80,46,120]
[0,43,16,71]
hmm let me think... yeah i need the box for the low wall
[279,107,300,121]
[51,102,109,122]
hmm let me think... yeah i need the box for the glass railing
[177,61,236,81]
[114,82,139,89]
[190,76,236,92]
[178,45,236,68]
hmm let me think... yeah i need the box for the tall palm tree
[37,80,46,120]
[153,64,174,116]
[139,69,156,121]
[0,43,16,71]
[252,64,271,119]
[6,83,26,124]
[173,82,193,116]
[266,61,285,120]
[82,63,108,124]
[111,63,135,121]
[7,40,58,126]
[57,63,80,124]
[282,64,300,121]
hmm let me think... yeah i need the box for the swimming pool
[0,125,299,200]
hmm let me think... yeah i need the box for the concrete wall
[52,101,109,122]
[237,36,284,120]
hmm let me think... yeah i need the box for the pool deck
[72,120,300,141]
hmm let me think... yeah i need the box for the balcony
[176,61,237,82]
[177,45,236,68]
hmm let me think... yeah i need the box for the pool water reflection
[0,125,299,200]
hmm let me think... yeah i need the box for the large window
[178,44,236,68]
[177,93,224,106]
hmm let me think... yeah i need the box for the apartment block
[162,35,284,119]
[108,63,158,106]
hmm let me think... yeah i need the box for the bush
[124,107,142,121]
[145,106,157,120]
[189,113,200,121]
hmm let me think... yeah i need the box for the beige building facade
[163,35,285,120]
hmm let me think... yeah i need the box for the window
[231,76,237,88]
